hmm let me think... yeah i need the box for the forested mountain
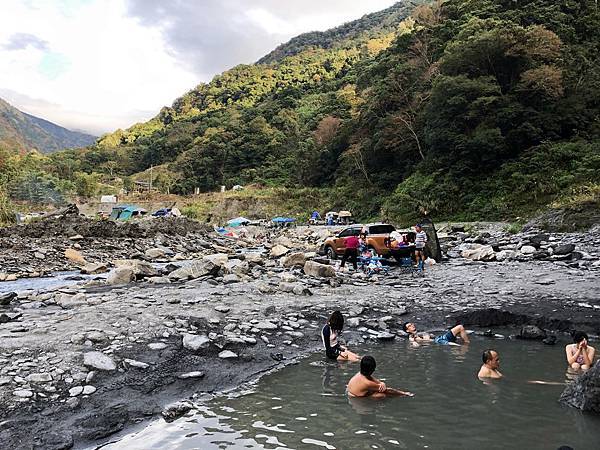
[40,0,600,222]
[0,98,96,154]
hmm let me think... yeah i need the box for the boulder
[282,252,306,268]
[55,292,88,309]
[169,256,222,280]
[560,361,600,413]
[303,260,336,278]
[270,245,290,258]
[223,274,241,284]
[106,267,135,285]
[218,350,238,359]
[518,325,546,340]
[204,253,229,267]
[83,351,117,371]
[65,248,86,265]
[495,250,518,262]
[292,284,313,296]
[224,259,249,276]
[553,243,576,256]
[461,244,496,261]
[520,245,537,255]
[145,248,166,260]
[80,263,108,275]
[182,333,210,352]
[162,401,193,423]
[114,260,159,279]
[0,292,17,306]
[528,233,549,246]
[243,253,264,265]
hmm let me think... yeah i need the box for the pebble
[13,389,33,398]
[218,350,238,359]
[69,386,84,397]
[178,371,205,379]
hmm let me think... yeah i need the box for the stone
[26,373,52,383]
[270,245,290,258]
[244,253,264,265]
[223,274,241,284]
[65,248,86,265]
[461,245,496,261]
[255,321,278,330]
[560,361,600,413]
[80,263,108,275]
[83,351,117,371]
[83,385,96,395]
[69,386,84,397]
[376,332,396,341]
[106,267,135,285]
[292,284,312,296]
[124,358,149,369]
[145,248,166,260]
[303,260,336,278]
[218,350,238,359]
[13,389,33,398]
[169,256,223,280]
[518,325,546,340]
[282,252,306,268]
[69,234,85,240]
[178,371,205,379]
[162,401,193,422]
[553,243,576,255]
[148,342,168,350]
[495,250,518,262]
[148,276,171,284]
[114,259,159,279]
[224,259,250,276]
[182,334,210,352]
[56,292,87,309]
[0,292,17,306]
[347,317,361,328]
[520,245,537,255]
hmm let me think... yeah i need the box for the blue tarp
[227,217,251,227]
[272,217,296,223]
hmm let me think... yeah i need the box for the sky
[0,0,398,136]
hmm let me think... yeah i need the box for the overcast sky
[0,0,397,135]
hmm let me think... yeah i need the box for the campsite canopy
[110,205,147,220]
[227,217,251,227]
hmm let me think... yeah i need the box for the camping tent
[227,217,251,227]
[110,205,147,221]
[272,217,296,223]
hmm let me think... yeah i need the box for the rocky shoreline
[0,213,599,449]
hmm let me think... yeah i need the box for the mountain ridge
[0,97,96,153]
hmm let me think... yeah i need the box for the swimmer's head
[482,349,500,369]
[403,322,416,334]
[572,331,588,344]
[360,355,376,376]
[329,311,344,332]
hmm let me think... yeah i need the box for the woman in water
[566,331,595,371]
[322,311,360,362]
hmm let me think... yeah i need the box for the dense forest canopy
[2,0,599,223]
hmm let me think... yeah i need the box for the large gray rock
[461,244,496,261]
[169,255,224,280]
[553,243,576,255]
[55,292,87,309]
[224,259,249,276]
[83,351,117,371]
[520,245,537,255]
[80,263,109,275]
[162,401,193,423]
[282,252,306,268]
[145,248,166,260]
[560,361,600,413]
[270,245,290,258]
[0,292,17,306]
[518,325,546,340]
[106,267,135,285]
[182,334,210,351]
[303,260,336,278]
[114,259,159,279]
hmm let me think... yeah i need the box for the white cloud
[0,0,399,135]
[0,0,197,134]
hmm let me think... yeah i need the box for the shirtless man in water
[347,356,413,398]
[478,349,503,379]
[403,322,470,345]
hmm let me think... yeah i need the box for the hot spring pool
[98,334,600,449]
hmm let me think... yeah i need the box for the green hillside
[30,1,600,222]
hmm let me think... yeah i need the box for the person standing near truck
[414,224,427,271]
[340,233,359,271]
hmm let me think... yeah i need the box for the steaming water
[100,335,600,450]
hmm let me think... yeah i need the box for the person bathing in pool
[322,311,360,362]
[403,322,470,345]
[566,331,595,371]
[347,356,413,398]
[478,349,502,379]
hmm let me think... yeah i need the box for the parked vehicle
[320,220,441,262]
[338,210,353,225]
